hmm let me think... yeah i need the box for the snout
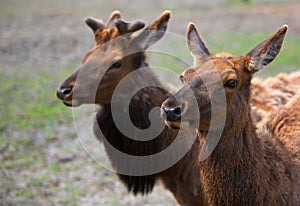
[56,85,79,107]
[161,104,183,122]
[161,97,187,129]
[56,68,80,107]
[56,86,73,100]
[161,88,200,129]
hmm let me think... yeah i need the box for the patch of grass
[15,152,31,160]
[49,164,62,172]
[2,150,42,170]
[226,0,253,6]
[15,188,37,199]
[109,197,120,205]
[0,63,76,131]
[69,187,86,198]
[32,177,46,187]
[56,187,85,206]
[2,161,18,170]
[12,137,34,148]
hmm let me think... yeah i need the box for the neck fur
[93,58,174,195]
[198,89,297,205]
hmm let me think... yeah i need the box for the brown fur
[57,12,206,205]
[162,23,300,205]
[251,71,300,124]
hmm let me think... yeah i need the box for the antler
[84,17,105,32]
[115,19,145,35]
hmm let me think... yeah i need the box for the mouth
[164,120,195,130]
[61,99,81,107]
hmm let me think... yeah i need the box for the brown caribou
[57,11,207,206]
[161,23,300,205]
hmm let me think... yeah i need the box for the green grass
[15,188,37,199]
[0,63,76,131]
[0,59,93,204]
[49,164,62,172]
[227,0,252,6]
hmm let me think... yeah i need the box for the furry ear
[115,19,145,35]
[130,10,171,50]
[106,10,122,28]
[186,22,211,62]
[84,17,105,32]
[247,25,288,72]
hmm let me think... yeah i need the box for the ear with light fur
[131,10,171,50]
[247,25,288,72]
[186,22,211,62]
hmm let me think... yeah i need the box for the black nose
[56,87,72,100]
[161,105,183,122]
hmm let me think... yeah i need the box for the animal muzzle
[161,104,183,122]
[56,86,73,100]
[56,86,77,107]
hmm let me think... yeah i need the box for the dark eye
[224,79,238,89]
[179,75,184,83]
[109,59,122,70]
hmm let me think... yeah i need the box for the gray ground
[1,0,300,205]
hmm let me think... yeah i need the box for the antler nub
[84,17,105,32]
[115,19,145,34]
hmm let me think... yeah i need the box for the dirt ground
[1,0,300,205]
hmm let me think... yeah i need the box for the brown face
[56,11,124,106]
[56,11,171,107]
[60,37,139,106]
[161,23,288,131]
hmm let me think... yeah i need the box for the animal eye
[109,59,122,70]
[224,79,238,89]
[179,75,184,83]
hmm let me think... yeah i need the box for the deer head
[57,11,171,106]
[161,23,288,131]
[81,10,123,63]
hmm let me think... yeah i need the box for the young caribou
[161,23,300,206]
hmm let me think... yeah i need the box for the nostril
[161,106,168,119]
[161,104,183,122]
[173,105,183,116]
[56,86,73,100]
[62,87,72,95]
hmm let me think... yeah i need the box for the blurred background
[1,0,299,205]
